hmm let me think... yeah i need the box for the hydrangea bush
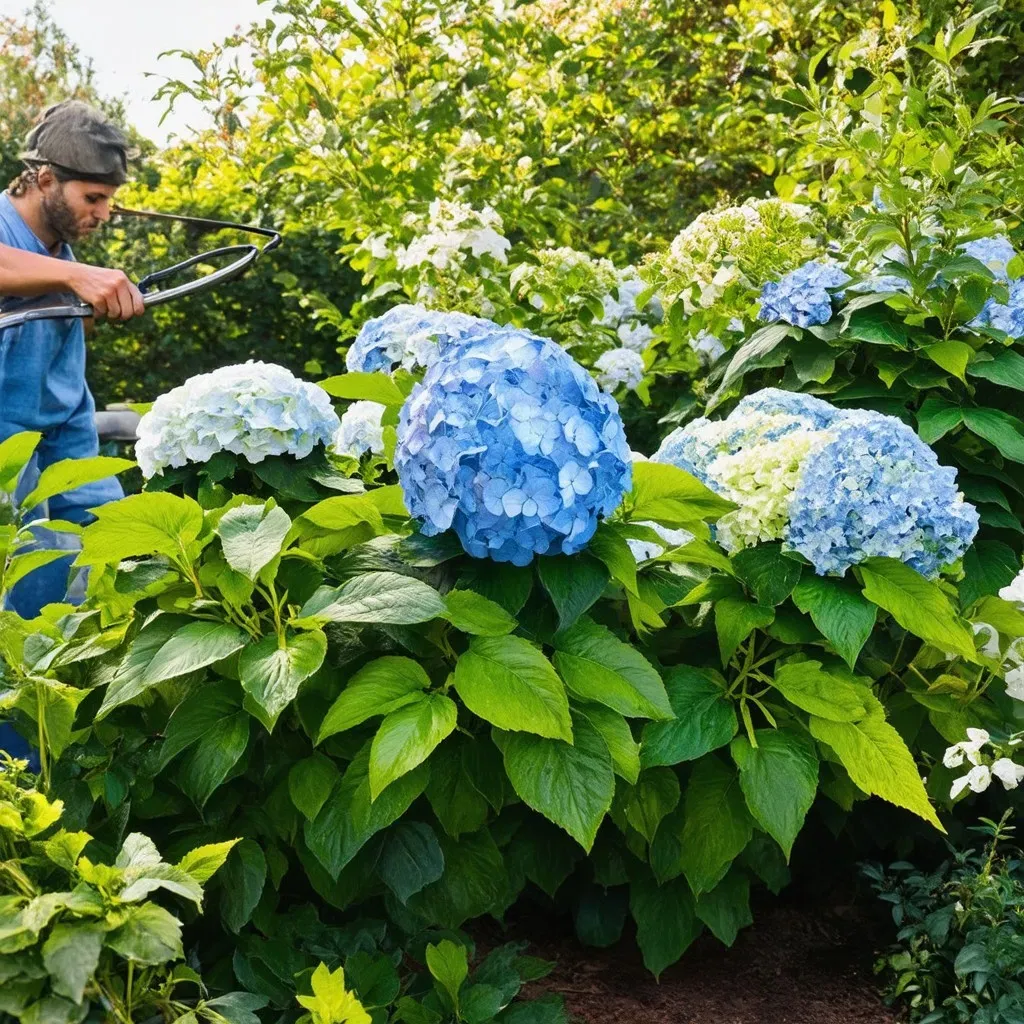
[5,313,1019,985]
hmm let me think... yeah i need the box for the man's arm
[0,243,145,321]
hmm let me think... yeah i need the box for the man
[0,100,145,619]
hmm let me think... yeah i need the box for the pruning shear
[0,207,282,330]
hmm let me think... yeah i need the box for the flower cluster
[395,325,632,565]
[652,388,977,576]
[135,362,340,479]
[960,235,1016,281]
[395,198,511,272]
[689,329,727,366]
[645,198,820,310]
[510,247,619,312]
[346,303,490,373]
[945,729,1024,799]
[600,266,661,352]
[758,260,851,328]
[594,348,645,392]
[331,401,386,459]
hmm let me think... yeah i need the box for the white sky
[0,0,264,144]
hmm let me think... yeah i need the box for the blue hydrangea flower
[785,410,978,577]
[346,303,492,373]
[734,388,840,430]
[959,236,1016,282]
[971,278,1024,339]
[758,261,851,328]
[395,326,632,565]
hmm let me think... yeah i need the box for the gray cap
[20,100,136,186]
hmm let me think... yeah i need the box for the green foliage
[867,813,1024,1023]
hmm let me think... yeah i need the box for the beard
[40,183,82,244]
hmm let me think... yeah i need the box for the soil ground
[496,896,901,1024]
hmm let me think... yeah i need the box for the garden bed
[498,898,896,1024]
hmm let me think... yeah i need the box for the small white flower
[954,901,964,912]
[992,758,1024,790]
[1007,665,1024,702]
[943,729,990,769]
[950,764,991,799]
[999,568,1024,607]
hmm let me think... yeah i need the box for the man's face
[39,173,118,244]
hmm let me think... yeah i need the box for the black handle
[0,206,282,330]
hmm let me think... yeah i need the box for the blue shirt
[0,191,122,520]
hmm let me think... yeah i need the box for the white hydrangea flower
[594,348,645,392]
[942,728,990,768]
[999,568,1024,607]
[950,764,991,799]
[617,321,654,351]
[135,361,340,479]
[396,199,511,271]
[708,428,832,553]
[331,401,386,459]
[992,758,1024,790]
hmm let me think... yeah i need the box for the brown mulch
[490,898,900,1024]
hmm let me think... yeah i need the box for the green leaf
[732,543,802,606]
[42,923,105,1003]
[731,730,819,860]
[426,940,468,1015]
[318,656,431,742]
[405,830,508,929]
[176,711,250,809]
[442,589,517,636]
[859,557,977,662]
[625,767,681,844]
[629,874,701,979]
[844,305,908,348]
[968,348,1024,390]
[176,839,240,883]
[296,962,372,1024]
[917,397,963,444]
[641,666,737,767]
[791,575,877,669]
[369,693,457,799]
[289,754,342,821]
[0,431,41,491]
[377,822,445,903]
[216,504,292,580]
[537,554,609,630]
[425,738,490,838]
[77,492,204,566]
[628,461,735,524]
[552,617,672,720]
[925,340,973,381]
[963,407,1024,463]
[106,903,183,965]
[715,598,774,665]
[299,495,385,535]
[304,745,428,876]
[239,629,327,729]
[298,571,444,625]
[709,323,794,409]
[20,456,134,513]
[771,661,870,722]
[454,636,573,742]
[678,756,753,896]
[96,614,189,718]
[320,372,406,406]
[694,870,752,947]
[498,715,615,851]
[219,839,267,933]
[588,523,638,595]
[144,621,248,684]
[580,705,640,784]
[809,696,942,830]
[960,541,1020,608]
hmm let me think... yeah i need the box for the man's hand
[65,263,145,321]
